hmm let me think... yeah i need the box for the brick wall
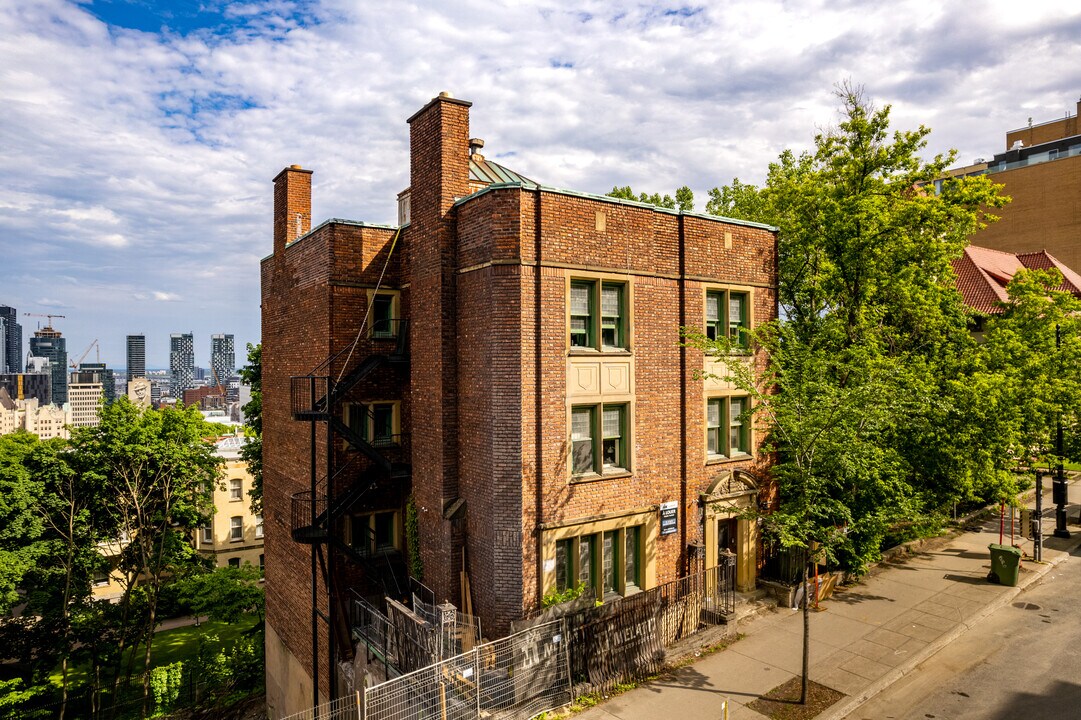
[263,164,405,711]
[407,94,473,605]
[262,96,778,673]
[966,154,1081,271]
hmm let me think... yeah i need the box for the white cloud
[2,0,1081,365]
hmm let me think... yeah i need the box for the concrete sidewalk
[575,483,1081,720]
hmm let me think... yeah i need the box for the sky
[2,0,1080,369]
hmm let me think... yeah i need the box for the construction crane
[210,365,226,396]
[70,339,100,369]
[24,312,66,329]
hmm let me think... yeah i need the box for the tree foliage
[174,565,265,625]
[67,397,222,707]
[239,342,263,515]
[688,83,1010,705]
[607,184,694,211]
[0,432,44,614]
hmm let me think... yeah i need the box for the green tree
[0,432,44,614]
[607,184,693,211]
[239,342,262,515]
[983,269,1081,468]
[174,565,265,625]
[69,398,221,709]
[690,84,1008,704]
[22,437,107,720]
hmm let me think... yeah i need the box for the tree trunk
[801,557,809,704]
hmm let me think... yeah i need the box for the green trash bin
[988,543,1022,586]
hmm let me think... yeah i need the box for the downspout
[678,213,689,574]
[534,187,544,608]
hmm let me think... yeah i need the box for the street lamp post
[1054,324,1071,539]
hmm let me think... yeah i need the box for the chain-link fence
[281,692,363,720]
[363,620,570,720]
[412,594,484,660]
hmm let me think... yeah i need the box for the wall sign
[659,501,678,536]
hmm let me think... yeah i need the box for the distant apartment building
[0,306,21,374]
[126,334,146,379]
[211,334,235,385]
[195,435,264,570]
[68,381,103,428]
[169,333,195,397]
[0,370,51,406]
[183,384,226,409]
[74,362,116,404]
[941,98,1081,270]
[29,326,67,404]
[0,387,71,439]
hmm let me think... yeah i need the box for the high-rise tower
[0,306,21,373]
[126,334,146,378]
[169,333,195,397]
[210,334,235,386]
[29,325,67,404]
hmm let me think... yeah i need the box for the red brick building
[261,93,777,717]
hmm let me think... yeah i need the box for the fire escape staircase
[288,321,410,570]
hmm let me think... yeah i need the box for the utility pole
[1054,324,1071,539]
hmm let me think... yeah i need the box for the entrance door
[717,517,737,559]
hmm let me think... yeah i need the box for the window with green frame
[706,396,751,459]
[371,293,395,338]
[344,402,397,447]
[352,511,398,556]
[571,403,629,476]
[550,527,640,598]
[705,289,750,346]
[569,280,627,350]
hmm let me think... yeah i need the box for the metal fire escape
[288,320,410,706]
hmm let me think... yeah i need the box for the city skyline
[3,1,1081,367]
[0,311,249,373]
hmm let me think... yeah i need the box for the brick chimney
[272,164,313,255]
[406,92,472,605]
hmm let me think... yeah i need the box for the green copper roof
[469,157,537,188]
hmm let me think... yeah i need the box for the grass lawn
[50,614,261,689]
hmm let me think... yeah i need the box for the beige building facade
[195,435,264,570]
[68,381,103,428]
[0,389,71,439]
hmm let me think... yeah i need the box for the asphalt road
[846,546,1081,720]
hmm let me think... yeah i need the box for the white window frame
[230,516,243,542]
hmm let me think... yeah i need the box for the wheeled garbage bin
[988,543,1021,586]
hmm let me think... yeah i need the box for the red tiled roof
[1015,250,1081,296]
[953,245,1081,314]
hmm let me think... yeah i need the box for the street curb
[818,533,1081,720]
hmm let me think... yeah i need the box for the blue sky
[2,0,1080,368]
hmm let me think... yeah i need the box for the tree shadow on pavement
[642,664,761,700]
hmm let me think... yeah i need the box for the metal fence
[331,564,734,720]
[281,692,363,720]
[412,594,484,660]
[363,620,570,720]
[515,562,736,694]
